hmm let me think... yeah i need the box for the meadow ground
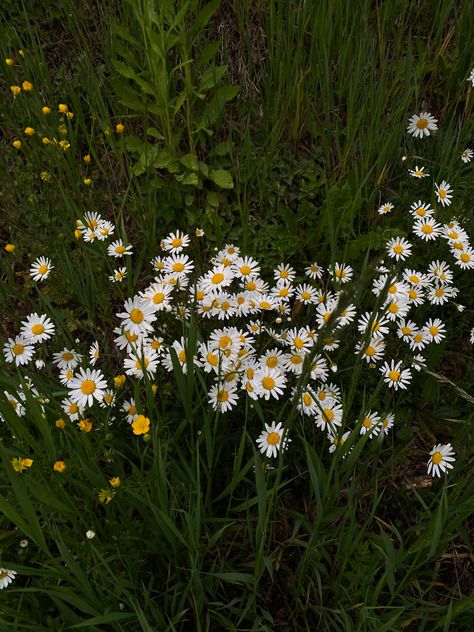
[0,1,473,630]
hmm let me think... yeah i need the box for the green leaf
[112,60,137,80]
[198,65,228,92]
[180,153,199,171]
[182,172,199,186]
[206,191,221,207]
[210,169,234,189]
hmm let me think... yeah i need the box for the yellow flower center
[240,265,252,275]
[448,231,458,239]
[247,281,257,291]
[219,336,232,349]
[115,245,126,254]
[429,326,439,336]
[267,431,280,445]
[409,275,419,283]
[301,291,311,300]
[388,370,400,382]
[393,245,403,255]
[435,288,444,297]
[388,284,397,294]
[211,272,224,285]
[207,353,218,366]
[262,376,276,390]
[130,308,144,324]
[439,189,446,199]
[388,303,398,314]
[363,417,373,428]
[128,405,137,415]
[365,346,375,357]
[416,118,428,129]
[69,403,78,413]
[63,352,74,361]
[31,323,45,335]
[81,380,96,394]
[173,262,185,272]
[401,326,411,335]
[461,253,471,263]
[217,389,229,402]
[12,343,25,355]
[291,354,302,365]
[38,264,48,275]
[323,409,335,422]
[266,357,278,368]
[171,238,182,248]
[422,224,433,234]
[303,393,312,406]
[178,350,186,363]
[431,452,443,464]
[293,337,304,350]
[260,301,272,310]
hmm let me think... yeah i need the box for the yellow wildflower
[24,127,35,136]
[114,374,126,389]
[109,477,121,488]
[132,415,151,435]
[22,80,33,91]
[10,85,21,95]
[98,489,114,504]
[83,154,91,163]
[53,460,67,473]
[115,123,125,133]
[4,244,15,253]
[5,58,14,66]
[78,419,92,433]
[58,103,68,113]
[12,140,22,149]
[11,457,33,473]
[83,178,92,186]
[42,106,51,115]
[55,418,66,429]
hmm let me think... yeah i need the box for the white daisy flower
[109,267,127,283]
[201,265,234,292]
[305,262,324,280]
[427,284,457,306]
[427,443,455,477]
[164,254,194,278]
[408,165,429,178]
[453,247,474,269]
[377,202,394,215]
[435,180,453,207]
[208,383,239,413]
[254,367,287,400]
[232,256,261,280]
[386,237,413,261]
[116,297,156,336]
[0,568,17,590]
[122,398,139,423]
[372,412,395,437]
[295,283,318,304]
[256,421,290,458]
[62,397,83,421]
[413,217,442,241]
[3,336,35,366]
[332,262,353,284]
[397,319,417,342]
[409,330,429,351]
[407,112,438,138]
[327,430,351,453]
[427,260,453,285]
[314,401,343,431]
[97,220,115,240]
[30,256,53,282]
[356,337,385,363]
[467,68,474,88]
[68,368,108,408]
[423,318,446,344]
[380,359,412,390]
[273,263,296,283]
[107,239,133,258]
[409,201,434,219]
[123,346,159,379]
[20,313,55,344]
[53,348,82,370]
[461,148,473,163]
[161,230,190,253]
[359,410,381,436]
[89,341,100,366]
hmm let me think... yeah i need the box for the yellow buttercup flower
[5,58,14,66]
[18,49,24,57]
[42,106,51,115]
[12,140,21,149]
[58,103,68,113]
[40,171,52,182]
[83,154,91,163]
[83,178,92,186]
[74,229,82,239]
[55,418,66,429]
[24,127,35,136]
[131,415,150,435]
[59,140,70,151]
[42,137,50,145]
[22,80,33,91]
[78,419,92,432]
[66,111,74,120]
[98,489,114,504]
[4,244,15,253]
[10,85,21,95]
[53,460,67,473]
[116,123,125,133]
[11,457,33,473]
[109,476,121,488]
[114,374,126,388]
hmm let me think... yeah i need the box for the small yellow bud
[18,49,24,57]
[55,418,66,429]
[74,229,82,239]
[66,111,74,120]
[12,140,22,149]
[5,58,14,66]
[22,80,32,91]
[109,476,121,488]
[115,123,125,133]
[58,124,68,136]
[40,171,52,182]
[83,178,92,186]
[42,106,51,115]
[42,137,50,145]
[24,127,35,136]
[4,244,16,253]
[10,85,21,95]
[53,460,67,473]
[58,103,68,113]
[114,374,126,389]
[151,383,158,395]
[83,154,91,163]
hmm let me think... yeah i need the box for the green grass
[0,1,473,630]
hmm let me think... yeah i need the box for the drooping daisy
[161,230,190,253]
[408,165,430,178]
[20,313,55,344]
[107,239,133,258]
[435,181,453,207]
[386,237,412,261]
[467,68,474,87]
[53,348,82,370]
[0,568,17,590]
[116,297,156,336]
[427,443,455,477]
[407,112,438,138]
[327,430,351,454]
[89,341,100,365]
[377,202,394,215]
[380,359,412,390]
[68,368,108,408]
[109,267,127,283]
[97,220,115,240]
[30,256,53,282]
[461,148,473,163]
[256,421,289,458]
[3,336,35,366]
[208,383,239,413]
